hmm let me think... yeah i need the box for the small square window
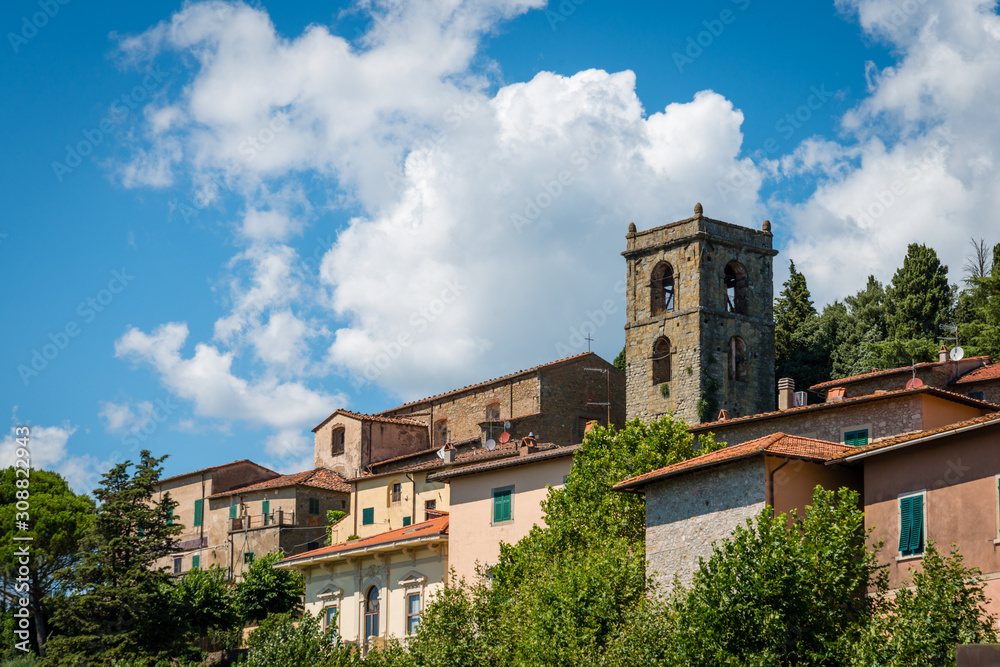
[245,552,255,564]
[362,507,375,525]
[403,516,411,526]
[309,498,320,515]
[844,429,869,447]
[969,391,986,401]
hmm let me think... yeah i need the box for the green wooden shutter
[192,554,200,569]
[908,495,923,553]
[363,507,374,525]
[403,516,411,526]
[856,429,869,446]
[493,490,511,523]
[262,500,270,525]
[229,504,237,519]
[194,499,203,527]
[898,496,913,552]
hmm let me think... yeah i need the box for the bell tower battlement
[622,204,777,425]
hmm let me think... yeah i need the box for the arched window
[650,262,675,315]
[729,336,747,382]
[485,403,501,421]
[724,261,749,315]
[331,427,345,456]
[387,480,402,506]
[364,586,380,644]
[652,337,671,384]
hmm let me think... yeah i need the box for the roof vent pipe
[778,378,795,411]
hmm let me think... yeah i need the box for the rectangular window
[493,488,512,523]
[262,500,270,526]
[173,557,182,574]
[244,552,255,564]
[325,606,339,638]
[229,504,237,519]
[844,429,869,447]
[391,483,402,505]
[309,498,320,515]
[331,428,345,455]
[193,499,203,527]
[362,507,374,525]
[403,516,411,527]
[424,500,436,521]
[899,494,925,556]
[969,391,986,401]
[191,554,200,569]
[406,593,421,634]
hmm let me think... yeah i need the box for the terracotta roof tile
[208,468,350,498]
[690,385,1000,432]
[810,357,990,391]
[379,352,601,413]
[312,409,427,433]
[428,444,580,481]
[278,513,449,565]
[953,362,1000,384]
[615,433,852,491]
[157,459,278,485]
[829,412,1000,461]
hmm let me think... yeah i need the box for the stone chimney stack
[778,378,795,411]
[939,345,949,362]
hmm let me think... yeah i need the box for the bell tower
[622,203,777,425]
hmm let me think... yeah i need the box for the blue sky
[2,0,996,490]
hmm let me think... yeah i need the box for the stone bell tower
[622,203,777,425]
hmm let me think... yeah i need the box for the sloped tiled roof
[829,412,1000,462]
[809,357,990,391]
[379,352,602,413]
[208,468,350,498]
[428,444,580,481]
[157,459,278,485]
[277,513,449,566]
[953,362,1000,385]
[614,433,852,492]
[312,409,427,433]
[690,386,1000,433]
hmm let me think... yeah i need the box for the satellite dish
[498,432,511,444]
[905,377,924,390]
[503,421,511,429]
[436,446,446,460]
[950,346,965,361]
[485,439,497,451]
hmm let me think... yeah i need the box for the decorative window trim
[896,490,927,560]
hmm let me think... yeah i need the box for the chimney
[778,378,795,410]
[938,345,948,362]
[827,387,846,403]
[442,444,456,463]
[519,433,538,456]
[584,420,600,435]
[717,409,730,421]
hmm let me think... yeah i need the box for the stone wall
[645,457,766,591]
[623,208,776,427]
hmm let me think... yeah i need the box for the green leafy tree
[781,301,849,392]
[405,577,479,667]
[831,275,888,378]
[0,468,94,657]
[172,565,238,645]
[853,544,998,667]
[958,243,1000,359]
[613,346,626,372]
[233,552,304,625]
[884,243,953,347]
[243,611,361,667]
[666,487,886,667]
[44,452,185,666]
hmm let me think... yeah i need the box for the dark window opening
[424,499,436,521]
[331,427,345,455]
[650,262,675,315]
[969,391,986,401]
[391,482,402,505]
[724,261,749,315]
[729,336,747,382]
[652,337,671,385]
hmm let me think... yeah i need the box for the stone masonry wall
[645,457,766,592]
[536,354,626,443]
[697,394,927,447]
[624,209,776,427]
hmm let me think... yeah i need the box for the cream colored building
[278,513,450,651]
[427,445,578,584]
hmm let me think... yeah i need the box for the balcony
[230,510,296,532]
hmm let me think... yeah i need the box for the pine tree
[884,243,953,343]
[958,243,1000,359]
[44,451,188,665]
[774,261,818,369]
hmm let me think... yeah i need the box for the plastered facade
[334,472,449,543]
[623,209,776,426]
